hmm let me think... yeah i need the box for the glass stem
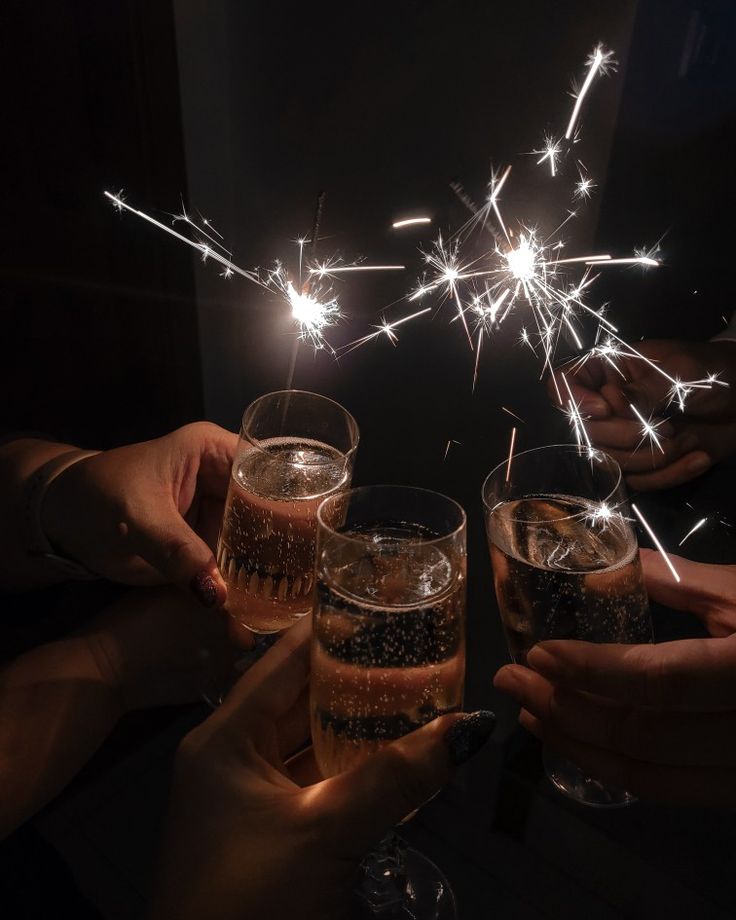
[357,831,411,917]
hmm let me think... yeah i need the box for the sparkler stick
[631,503,681,583]
[505,427,517,482]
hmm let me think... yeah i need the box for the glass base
[357,834,457,919]
[544,748,636,808]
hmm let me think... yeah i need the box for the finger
[285,746,322,786]
[549,366,611,419]
[641,549,736,617]
[642,549,736,637]
[496,665,736,766]
[597,432,699,473]
[585,418,671,451]
[519,710,736,808]
[524,635,736,710]
[321,711,495,855]
[125,504,227,607]
[219,615,312,728]
[277,685,311,760]
[625,450,711,490]
[176,422,239,500]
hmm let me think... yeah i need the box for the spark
[565,44,616,140]
[443,439,462,461]
[574,174,596,200]
[392,216,432,229]
[309,262,405,278]
[339,307,431,355]
[104,191,258,283]
[560,372,592,452]
[534,134,563,177]
[585,256,659,267]
[629,403,666,454]
[631,503,681,583]
[284,281,340,350]
[500,406,525,424]
[587,501,614,527]
[505,427,517,482]
[678,517,707,547]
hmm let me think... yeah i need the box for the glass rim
[240,388,360,465]
[481,444,624,525]
[317,484,467,546]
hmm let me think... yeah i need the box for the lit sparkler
[105,190,404,352]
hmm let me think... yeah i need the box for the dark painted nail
[191,570,218,607]
[444,710,496,765]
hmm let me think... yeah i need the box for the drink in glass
[311,485,466,917]
[483,445,652,807]
[217,390,358,635]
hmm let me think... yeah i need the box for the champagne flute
[217,389,359,636]
[482,444,653,807]
[311,485,466,918]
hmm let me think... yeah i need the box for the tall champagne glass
[311,485,466,918]
[483,445,652,807]
[217,390,358,635]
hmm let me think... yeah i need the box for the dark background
[3,0,735,694]
[2,1,736,917]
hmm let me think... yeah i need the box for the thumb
[125,503,226,607]
[321,711,495,856]
[641,548,736,622]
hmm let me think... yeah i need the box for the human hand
[41,422,237,605]
[151,617,495,920]
[84,587,236,712]
[549,339,736,490]
[494,549,736,807]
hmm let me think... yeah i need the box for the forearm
[0,636,122,839]
[0,437,83,590]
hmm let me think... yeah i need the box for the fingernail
[191,569,219,608]
[686,452,711,475]
[444,710,496,765]
[526,644,565,678]
[586,397,609,418]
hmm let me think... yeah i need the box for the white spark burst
[630,403,667,454]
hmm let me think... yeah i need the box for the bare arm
[0,634,121,839]
[0,587,231,840]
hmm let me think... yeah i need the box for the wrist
[36,450,101,575]
[82,631,130,718]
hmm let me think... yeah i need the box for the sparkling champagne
[217,437,347,634]
[489,495,651,665]
[311,527,466,778]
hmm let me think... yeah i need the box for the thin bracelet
[25,449,102,580]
